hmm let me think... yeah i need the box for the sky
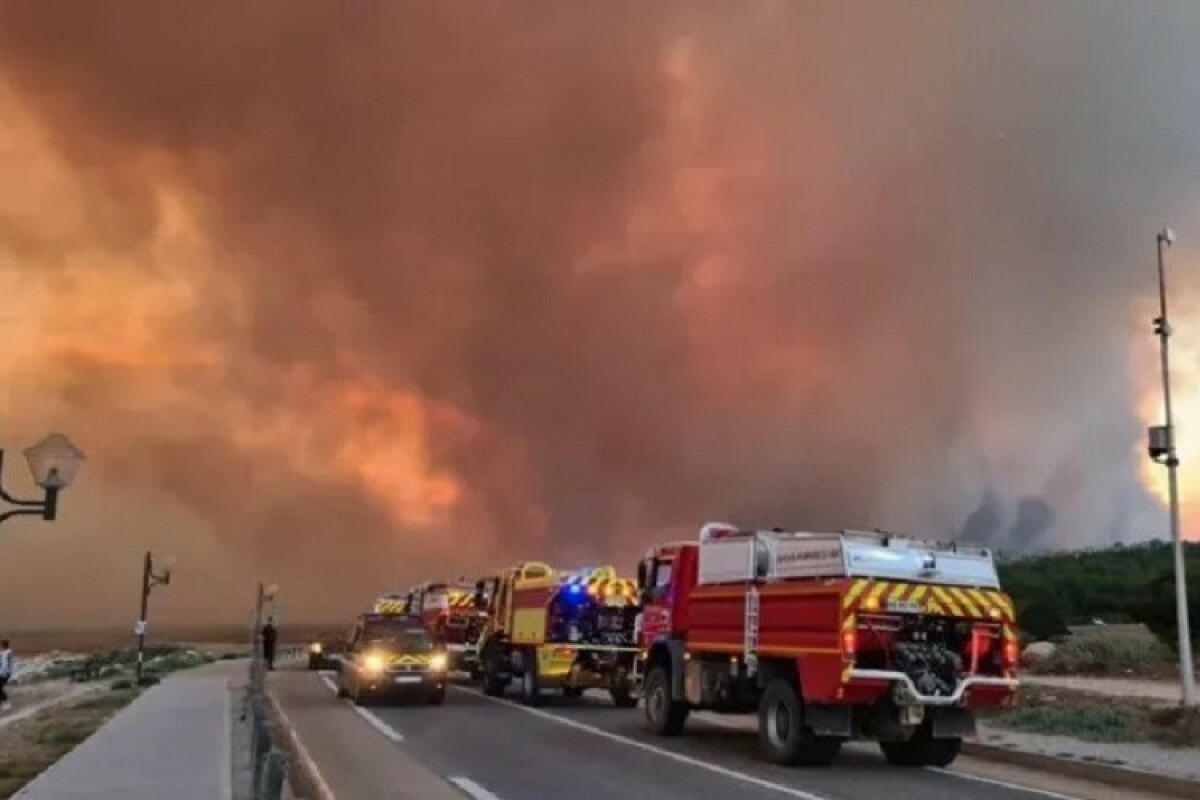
[1,1,1200,628]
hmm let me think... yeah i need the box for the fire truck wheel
[879,724,961,767]
[562,687,584,698]
[427,687,446,706]
[482,648,508,696]
[520,657,544,706]
[758,679,841,767]
[644,666,687,736]
[610,687,638,708]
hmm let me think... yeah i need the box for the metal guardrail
[242,643,292,800]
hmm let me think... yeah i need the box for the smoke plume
[0,1,1197,625]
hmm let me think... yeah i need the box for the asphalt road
[269,666,1178,800]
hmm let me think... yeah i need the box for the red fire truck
[401,580,488,676]
[634,522,1019,767]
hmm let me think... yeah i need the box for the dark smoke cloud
[0,1,1194,623]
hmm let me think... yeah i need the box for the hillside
[998,539,1200,647]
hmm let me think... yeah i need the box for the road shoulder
[268,668,465,800]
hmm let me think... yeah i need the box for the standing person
[261,617,277,672]
[0,640,13,711]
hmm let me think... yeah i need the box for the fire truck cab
[634,522,1019,767]
[401,581,487,677]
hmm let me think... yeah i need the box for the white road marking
[455,687,1089,800]
[351,704,405,743]
[448,776,504,799]
[452,686,829,800]
[926,766,1084,800]
[318,672,405,743]
[267,689,337,800]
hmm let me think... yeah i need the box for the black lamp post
[0,433,85,525]
[135,551,174,684]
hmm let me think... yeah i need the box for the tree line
[997,539,1200,647]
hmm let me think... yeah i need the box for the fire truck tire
[482,647,509,696]
[644,666,687,736]
[562,687,584,698]
[610,687,638,708]
[758,679,841,767]
[427,687,446,706]
[520,655,544,706]
[879,725,961,767]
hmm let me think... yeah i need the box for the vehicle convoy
[336,612,449,705]
[400,580,488,677]
[475,563,641,706]
[634,522,1019,767]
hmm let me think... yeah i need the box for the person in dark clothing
[261,618,278,671]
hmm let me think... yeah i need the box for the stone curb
[963,741,1200,799]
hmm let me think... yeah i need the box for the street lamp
[0,433,85,525]
[1147,227,1196,707]
[135,551,175,684]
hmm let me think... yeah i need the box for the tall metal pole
[252,582,264,683]
[1154,228,1196,707]
[135,551,151,684]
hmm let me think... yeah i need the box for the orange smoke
[1135,291,1200,539]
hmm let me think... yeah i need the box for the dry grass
[985,684,1200,747]
[0,689,139,798]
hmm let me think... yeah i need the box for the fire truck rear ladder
[744,585,759,677]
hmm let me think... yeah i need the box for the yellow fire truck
[475,563,640,706]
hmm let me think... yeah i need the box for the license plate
[394,676,422,684]
[887,599,924,614]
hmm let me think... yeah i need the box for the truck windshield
[363,624,435,652]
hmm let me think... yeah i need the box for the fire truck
[634,522,1019,767]
[475,563,640,706]
[400,581,488,676]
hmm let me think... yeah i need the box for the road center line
[318,673,404,743]
[450,686,829,800]
[448,776,504,800]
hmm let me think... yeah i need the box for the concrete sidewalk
[15,668,235,800]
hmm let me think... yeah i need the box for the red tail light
[842,628,857,656]
[1002,639,1019,670]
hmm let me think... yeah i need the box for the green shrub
[999,706,1140,742]
[1038,627,1173,675]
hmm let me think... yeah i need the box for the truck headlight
[363,653,386,674]
[429,653,448,672]
[310,642,322,654]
